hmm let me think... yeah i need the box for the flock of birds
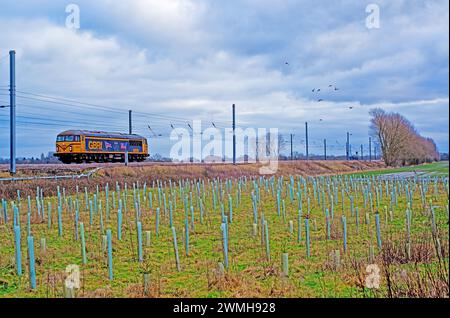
[312,84,339,103]
[312,84,353,108]
[148,62,356,137]
[311,85,355,110]
[311,83,354,123]
[285,61,355,111]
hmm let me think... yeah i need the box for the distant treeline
[370,108,441,167]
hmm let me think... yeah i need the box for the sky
[0,0,448,159]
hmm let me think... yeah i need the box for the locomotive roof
[58,130,146,140]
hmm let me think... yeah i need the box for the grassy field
[0,164,448,298]
[348,161,449,178]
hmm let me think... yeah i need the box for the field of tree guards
[0,170,448,298]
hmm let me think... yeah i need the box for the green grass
[349,161,449,178]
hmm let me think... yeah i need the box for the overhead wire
[0,88,365,157]
[0,89,233,126]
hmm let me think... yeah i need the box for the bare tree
[264,132,286,158]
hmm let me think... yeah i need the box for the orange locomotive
[54,130,149,164]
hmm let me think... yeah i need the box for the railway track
[0,161,249,170]
[0,167,103,182]
[0,160,385,170]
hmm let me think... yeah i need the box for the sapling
[57,205,63,237]
[137,221,143,262]
[325,209,331,240]
[102,235,107,252]
[252,223,258,237]
[156,208,160,236]
[342,215,347,253]
[305,218,311,258]
[355,207,359,234]
[40,237,46,254]
[107,229,113,280]
[117,208,123,241]
[145,231,151,247]
[405,210,411,260]
[14,225,22,276]
[143,273,150,296]
[171,226,181,272]
[297,212,302,243]
[333,249,341,270]
[368,244,375,263]
[289,220,294,234]
[217,262,225,277]
[80,222,87,265]
[185,218,190,256]
[375,213,382,249]
[282,252,289,277]
[264,220,270,262]
[221,223,229,268]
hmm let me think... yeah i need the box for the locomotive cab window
[57,135,80,142]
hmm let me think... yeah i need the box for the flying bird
[212,122,217,128]
[329,84,333,88]
[349,106,354,110]
[317,89,321,92]
[318,99,324,102]
[187,123,193,130]
[312,89,315,93]
[334,87,339,91]
[285,62,289,65]
[170,124,175,129]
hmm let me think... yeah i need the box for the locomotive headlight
[69,146,73,152]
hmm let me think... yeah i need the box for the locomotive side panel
[85,138,129,153]
[85,138,144,153]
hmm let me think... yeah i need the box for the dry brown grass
[0,161,385,200]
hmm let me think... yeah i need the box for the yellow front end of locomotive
[56,135,83,155]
